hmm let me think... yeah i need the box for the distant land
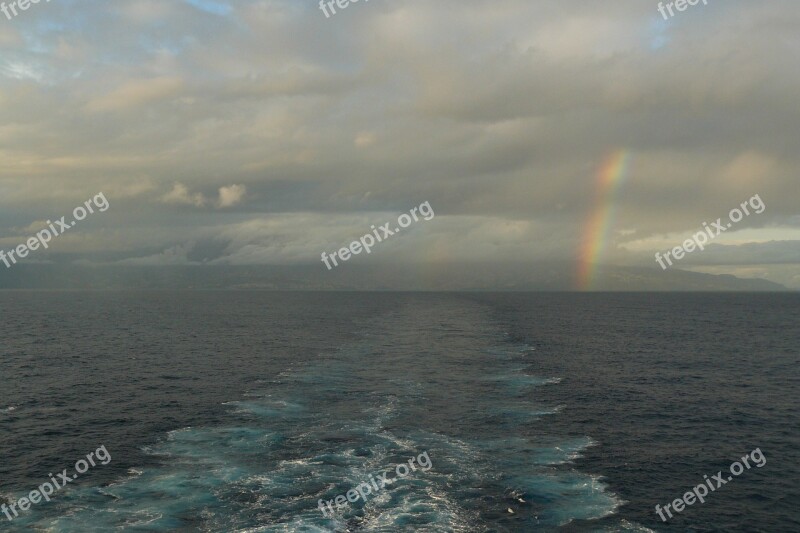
[0,263,787,291]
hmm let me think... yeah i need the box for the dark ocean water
[0,291,797,532]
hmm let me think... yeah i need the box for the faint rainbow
[576,150,632,290]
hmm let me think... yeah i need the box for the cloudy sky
[1,0,798,288]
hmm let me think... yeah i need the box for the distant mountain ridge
[0,263,787,291]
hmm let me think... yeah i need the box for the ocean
[0,291,797,532]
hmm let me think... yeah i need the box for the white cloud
[159,183,207,207]
[217,184,246,208]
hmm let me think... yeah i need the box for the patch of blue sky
[649,17,672,50]
[34,19,67,33]
[137,33,187,56]
[184,0,232,17]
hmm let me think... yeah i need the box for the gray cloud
[0,0,798,287]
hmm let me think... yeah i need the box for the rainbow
[576,150,632,291]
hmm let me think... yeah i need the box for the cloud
[157,183,246,209]
[0,0,797,287]
[217,184,246,208]
[159,183,207,207]
[86,77,185,113]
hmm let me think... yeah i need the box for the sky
[0,0,798,288]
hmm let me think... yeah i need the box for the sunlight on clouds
[0,0,795,287]
[86,77,185,113]
[218,184,246,208]
[160,183,207,207]
[1,61,44,81]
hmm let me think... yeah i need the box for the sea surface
[0,291,797,532]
